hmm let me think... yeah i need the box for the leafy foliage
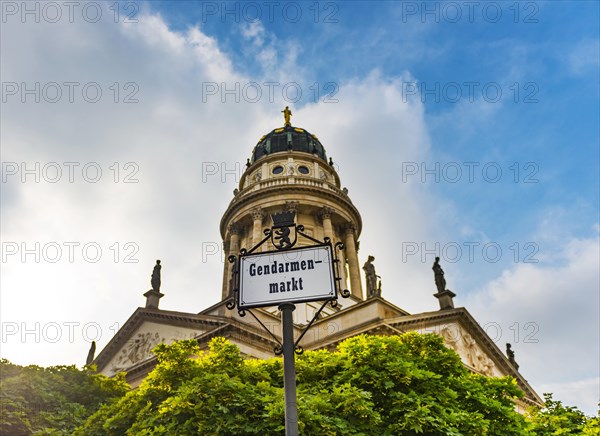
[6,335,597,435]
[527,393,600,435]
[77,334,531,435]
[0,358,128,435]
[302,333,529,435]
[75,338,282,435]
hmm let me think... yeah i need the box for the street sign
[238,244,336,309]
[227,209,350,436]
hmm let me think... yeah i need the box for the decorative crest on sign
[272,210,295,227]
[271,211,297,249]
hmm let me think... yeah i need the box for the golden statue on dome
[282,106,292,126]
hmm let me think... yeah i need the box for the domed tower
[220,110,365,320]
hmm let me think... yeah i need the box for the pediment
[103,321,208,375]
[386,308,542,405]
[94,308,227,376]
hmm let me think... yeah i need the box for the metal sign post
[280,303,299,435]
[226,210,350,435]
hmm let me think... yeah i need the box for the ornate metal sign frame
[238,243,337,309]
[226,210,350,355]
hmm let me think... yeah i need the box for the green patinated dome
[251,124,327,163]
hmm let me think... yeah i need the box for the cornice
[200,300,284,325]
[220,184,362,238]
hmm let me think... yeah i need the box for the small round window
[272,165,284,174]
[298,165,310,175]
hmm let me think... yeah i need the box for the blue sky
[1,0,598,414]
[148,0,600,252]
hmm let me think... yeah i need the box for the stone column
[319,206,334,239]
[344,223,363,300]
[339,233,350,293]
[313,211,324,242]
[222,223,240,300]
[251,208,266,248]
[229,224,240,255]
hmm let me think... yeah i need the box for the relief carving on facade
[476,352,495,376]
[441,325,495,376]
[110,332,166,373]
[109,329,201,375]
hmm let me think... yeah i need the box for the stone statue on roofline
[151,260,161,292]
[363,255,381,298]
[432,256,446,293]
[506,343,519,369]
[85,341,96,366]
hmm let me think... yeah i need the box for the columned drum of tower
[220,123,364,320]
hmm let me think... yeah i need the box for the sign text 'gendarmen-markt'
[239,245,336,309]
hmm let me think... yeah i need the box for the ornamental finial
[282,106,292,126]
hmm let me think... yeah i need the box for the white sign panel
[239,245,336,309]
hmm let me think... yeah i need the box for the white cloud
[568,38,600,75]
[240,21,265,46]
[0,6,260,366]
[538,378,599,416]
[464,234,600,415]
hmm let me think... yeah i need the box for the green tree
[0,358,129,435]
[77,333,531,435]
[5,335,597,435]
[583,415,600,435]
[76,338,288,435]
[527,393,599,435]
[298,333,528,435]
